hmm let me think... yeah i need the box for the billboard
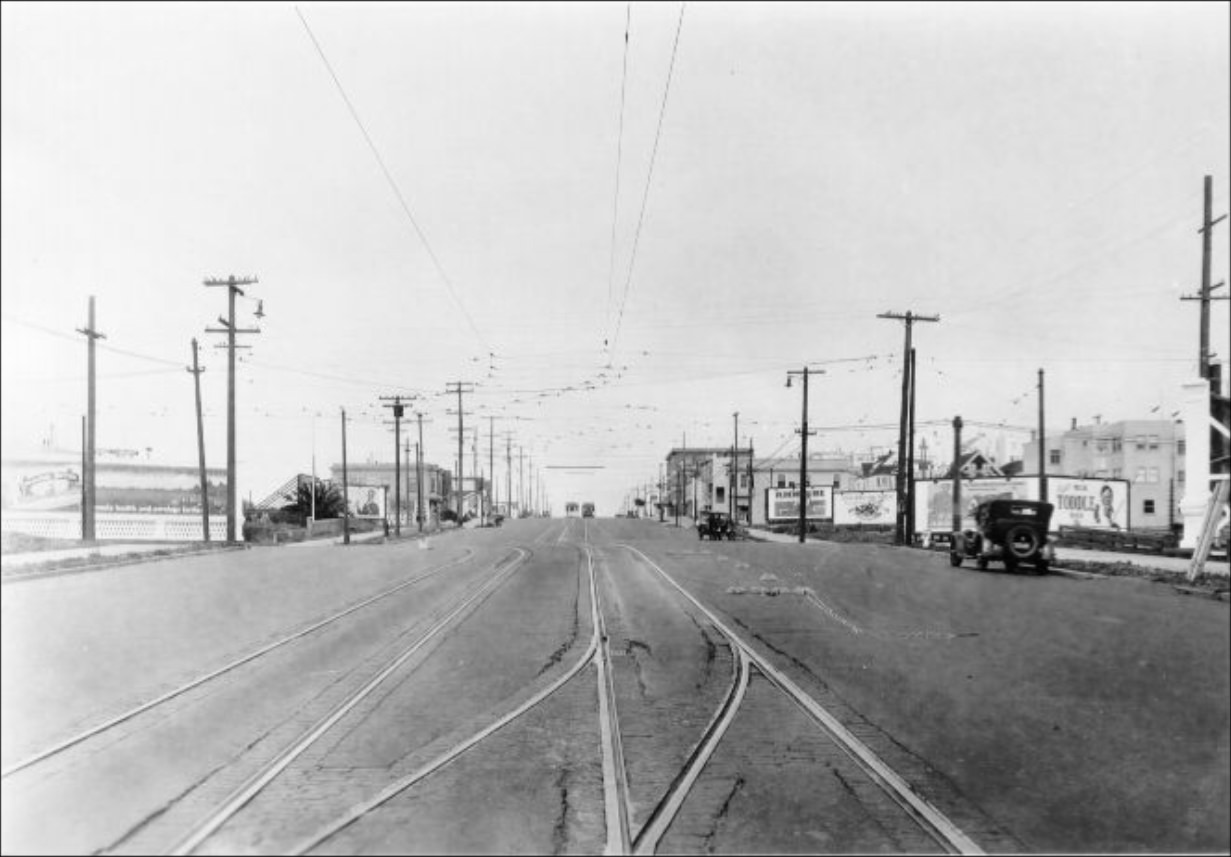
[915,478,1033,532]
[914,476,1131,532]
[766,487,831,522]
[347,485,386,519]
[833,490,895,525]
[1048,477,1130,530]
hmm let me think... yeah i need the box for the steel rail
[593,546,633,855]
[169,548,529,856]
[287,544,604,856]
[617,543,985,856]
[0,548,476,780]
[631,646,749,855]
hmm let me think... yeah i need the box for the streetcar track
[285,543,604,855]
[0,548,478,780]
[167,547,531,855]
[615,542,985,856]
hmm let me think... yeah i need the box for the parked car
[950,499,1055,574]
[697,510,735,541]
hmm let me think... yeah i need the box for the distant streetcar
[565,501,580,518]
[581,502,596,518]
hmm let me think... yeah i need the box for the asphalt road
[1,518,1226,854]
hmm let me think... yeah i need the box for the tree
[283,480,346,520]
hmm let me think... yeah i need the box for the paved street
[1,517,1228,855]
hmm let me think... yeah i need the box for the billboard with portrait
[766,487,831,522]
[833,490,895,525]
[347,485,386,519]
[1048,477,1130,530]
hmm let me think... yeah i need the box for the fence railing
[1,511,228,542]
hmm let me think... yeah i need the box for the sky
[2,0,1228,516]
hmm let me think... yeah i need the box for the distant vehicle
[950,499,1055,574]
[697,510,735,541]
[565,501,580,517]
[582,502,596,518]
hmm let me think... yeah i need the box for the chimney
[1071,417,1077,430]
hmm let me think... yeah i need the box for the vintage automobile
[697,510,735,541]
[949,499,1055,574]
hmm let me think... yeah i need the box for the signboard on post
[833,490,895,525]
[347,485,386,519]
[766,487,831,522]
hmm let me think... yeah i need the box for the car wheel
[1035,560,1049,575]
[1004,524,1041,560]
[949,552,962,567]
[976,557,988,571]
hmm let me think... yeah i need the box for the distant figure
[358,488,380,516]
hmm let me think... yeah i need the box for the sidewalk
[0,541,240,573]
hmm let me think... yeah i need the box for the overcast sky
[2,1,1228,514]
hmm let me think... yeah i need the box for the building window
[715,487,725,504]
[1049,450,1061,465]
[1143,499,1155,515]
[1135,436,1146,450]
[1148,435,1159,450]
[1134,467,1147,483]
[1178,469,1185,484]
[776,476,786,488]
[1178,439,1186,455]
[1147,467,1159,483]
[1112,438,1123,452]
[738,473,748,489]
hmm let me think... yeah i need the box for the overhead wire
[607,1,686,359]
[294,6,491,355]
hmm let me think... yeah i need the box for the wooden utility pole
[446,381,474,519]
[488,416,496,525]
[907,348,917,541]
[878,310,940,545]
[76,296,105,542]
[519,445,525,518]
[415,412,430,531]
[952,416,963,534]
[379,396,411,537]
[731,411,739,519]
[1037,369,1047,503]
[204,275,259,542]
[1181,176,1228,380]
[341,408,350,545]
[506,434,513,519]
[787,366,822,543]
[187,339,210,542]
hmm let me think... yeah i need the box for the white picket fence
[1,511,228,542]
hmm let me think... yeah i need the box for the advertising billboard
[766,487,831,522]
[347,485,386,519]
[915,478,1034,532]
[914,476,1131,532]
[1048,477,1130,530]
[833,490,896,526]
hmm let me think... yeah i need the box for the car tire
[1034,560,1049,575]
[1004,524,1040,559]
[949,552,962,567]
[976,557,988,571]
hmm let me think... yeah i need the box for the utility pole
[488,416,496,525]
[187,338,209,542]
[415,412,430,531]
[731,411,739,519]
[907,348,917,542]
[445,381,474,519]
[878,310,940,545]
[341,408,350,545]
[787,366,823,544]
[519,445,525,518]
[379,396,411,537]
[952,416,963,535]
[76,296,105,542]
[506,434,513,519]
[1038,368,1047,503]
[1181,175,1229,380]
[205,275,259,542]
[747,436,754,526]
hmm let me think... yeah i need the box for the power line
[604,3,632,345]
[295,6,490,354]
[608,1,686,357]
